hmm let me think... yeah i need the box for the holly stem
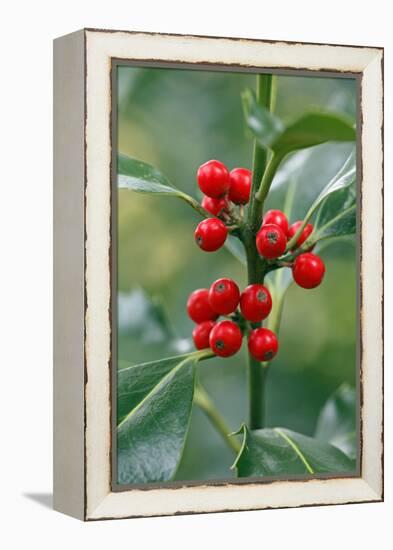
[194,383,241,454]
[248,74,276,231]
[246,73,277,430]
[245,241,268,430]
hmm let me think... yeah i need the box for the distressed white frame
[54,29,383,521]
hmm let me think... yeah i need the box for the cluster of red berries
[187,279,278,361]
[258,209,325,289]
[195,159,251,252]
[188,160,327,362]
[194,159,326,290]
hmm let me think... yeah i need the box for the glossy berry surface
[240,284,272,322]
[292,253,325,289]
[197,160,230,198]
[287,220,314,248]
[262,209,289,236]
[201,195,228,217]
[195,218,228,252]
[248,328,278,362]
[208,278,240,315]
[256,223,287,259]
[187,289,218,323]
[228,168,252,205]
[209,320,243,357]
[192,320,215,350]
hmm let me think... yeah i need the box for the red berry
[248,328,278,362]
[292,253,325,289]
[195,218,228,252]
[209,320,243,357]
[262,209,289,236]
[208,278,240,315]
[240,284,272,322]
[197,160,230,198]
[287,221,314,248]
[201,195,228,217]
[228,168,252,205]
[256,224,287,259]
[187,289,218,323]
[192,320,215,350]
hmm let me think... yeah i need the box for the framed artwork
[53,29,384,520]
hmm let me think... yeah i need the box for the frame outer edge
[82,29,384,520]
[53,29,86,521]
[359,49,384,498]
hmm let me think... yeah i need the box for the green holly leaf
[118,153,207,216]
[242,89,284,148]
[117,352,195,423]
[312,205,356,245]
[117,353,198,484]
[243,90,355,158]
[273,113,356,156]
[118,153,180,194]
[232,425,355,477]
[315,384,357,459]
[309,150,356,218]
[288,150,356,249]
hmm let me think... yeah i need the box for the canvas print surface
[114,66,358,487]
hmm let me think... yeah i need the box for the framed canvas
[53,28,384,521]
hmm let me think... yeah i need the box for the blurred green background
[116,65,358,481]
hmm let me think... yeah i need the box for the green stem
[248,351,267,429]
[255,153,283,204]
[286,211,311,250]
[192,348,215,361]
[244,73,277,430]
[180,193,212,218]
[247,74,276,232]
[194,383,241,454]
[245,231,267,429]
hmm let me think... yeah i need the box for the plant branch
[255,152,283,204]
[244,73,277,430]
[248,348,267,428]
[194,383,241,454]
[247,74,277,232]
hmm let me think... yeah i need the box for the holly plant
[117,74,357,485]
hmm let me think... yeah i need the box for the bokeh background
[116,65,357,481]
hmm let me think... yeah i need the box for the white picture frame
[53,28,383,521]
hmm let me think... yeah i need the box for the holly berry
[192,320,215,350]
[187,289,218,323]
[248,328,278,362]
[256,224,287,259]
[240,284,272,322]
[195,218,228,252]
[209,320,243,357]
[197,160,230,198]
[209,278,240,315]
[228,168,252,205]
[292,253,325,289]
[201,195,229,217]
[287,220,314,248]
[262,209,289,236]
